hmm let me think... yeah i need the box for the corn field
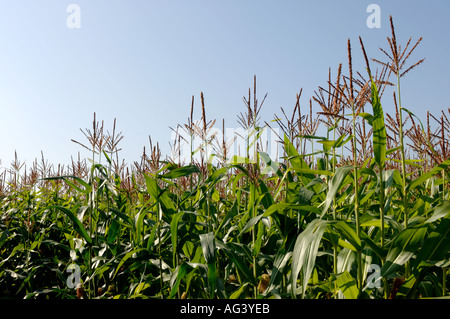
[1,16,449,299]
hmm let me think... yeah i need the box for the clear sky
[1,0,449,171]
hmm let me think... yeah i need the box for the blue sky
[1,1,449,171]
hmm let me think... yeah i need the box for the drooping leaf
[332,221,362,252]
[113,248,146,278]
[199,232,215,264]
[408,158,450,191]
[159,164,200,179]
[414,213,450,273]
[381,226,428,278]
[43,175,92,194]
[425,201,450,224]
[52,205,92,244]
[358,112,374,126]
[263,203,320,218]
[291,219,330,298]
[321,165,354,218]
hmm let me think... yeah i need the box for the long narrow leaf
[171,212,184,266]
[291,219,329,298]
[52,205,92,244]
[321,165,354,218]
[199,232,215,264]
[370,78,387,170]
[408,158,450,191]
[336,271,359,299]
[159,164,200,179]
[381,226,428,278]
[414,213,450,272]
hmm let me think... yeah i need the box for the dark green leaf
[52,205,92,244]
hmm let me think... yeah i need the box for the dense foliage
[1,16,449,299]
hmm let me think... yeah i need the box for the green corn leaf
[316,134,352,149]
[171,211,184,266]
[358,112,374,126]
[143,173,160,200]
[169,263,194,298]
[106,219,121,244]
[408,158,450,191]
[260,151,282,177]
[386,146,402,155]
[134,208,147,244]
[292,167,333,176]
[216,241,255,284]
[381,225,428,278]
[239,215,264,236]
[425,201,450,224]
[267,250,292,294]
[332,221,362,252]
[52,205,92,244]
[258,179,274,209]
[253,220,265,257]
[370,78,387,170]
[336,248,356,274]
[199,233,217,298]
[110,207,133,227]
[159,164,200,179]
[291,219,329,298]
[199,232,215,264]
[146,220,159,250]
[43,175,92,193]
[229,282,250,299]
[321,165,354,218]
[240,203,319,237]
[336,271,359,299]
[102,149,112,165]
[284,134,310,171]
[207,262,217,298]
[113,248,146,278]
[263,203,320,218]
[414,213,450,273]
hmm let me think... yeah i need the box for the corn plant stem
[396,77,408,227]
[332,121,338,298]
[379,169,385,250]
[252,228,257,298]
[443,267,448,296]
[351,104,363,294]
[190,132,194,211]
[443,170,446,201]
[88,150,95,299]
[396,75,411,278]
[158,203,164,299]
